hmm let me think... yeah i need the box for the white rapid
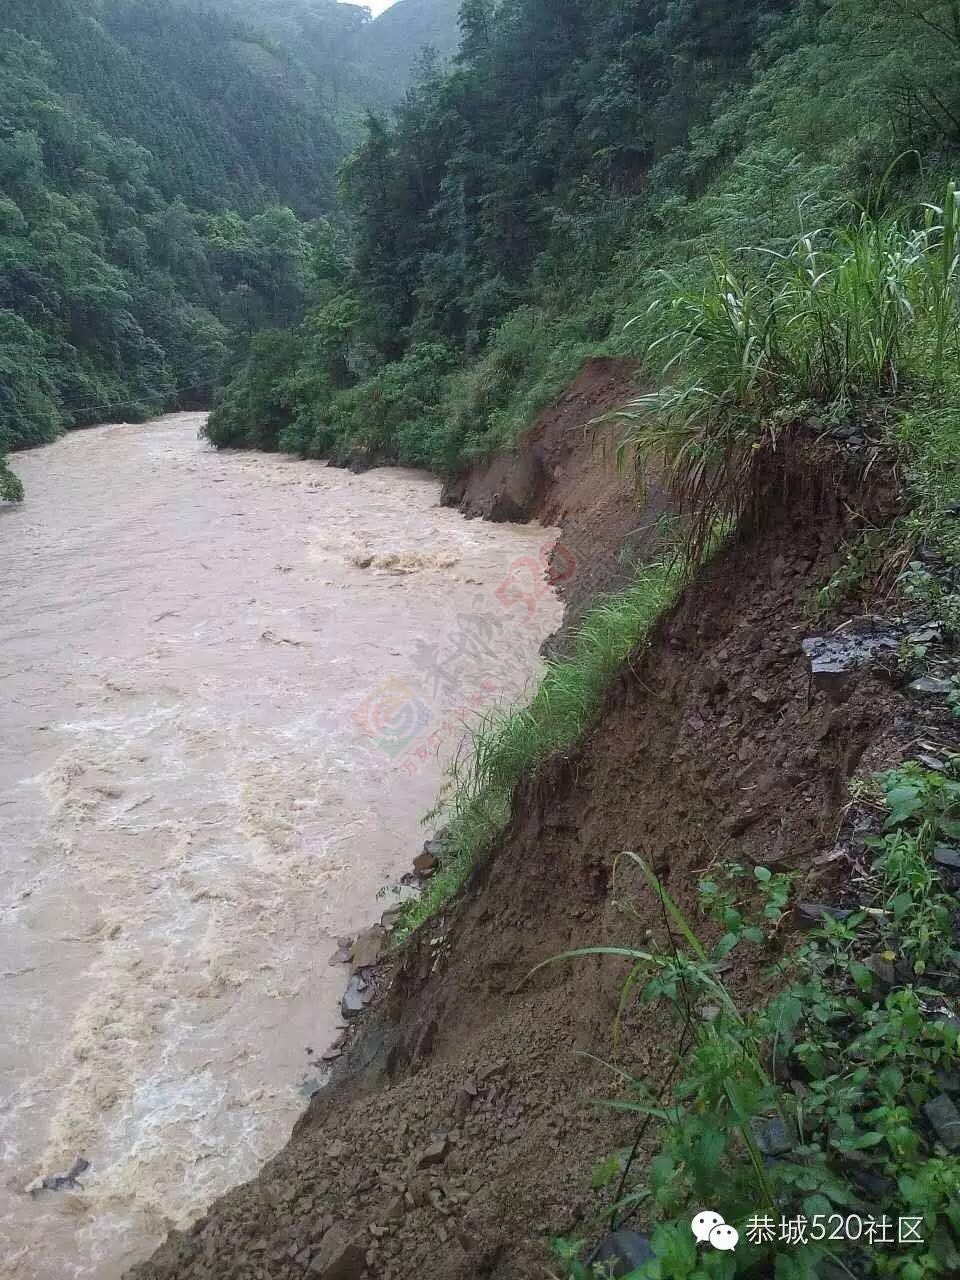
[0,414,561,1278]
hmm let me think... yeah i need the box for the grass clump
[603,186,960,561]
[553,761,960,1280]
[395,560,683,941]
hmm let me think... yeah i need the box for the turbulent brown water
[0,413,561,1279]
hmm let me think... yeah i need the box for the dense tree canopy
[208,0,960,471]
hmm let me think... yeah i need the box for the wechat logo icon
[691,1209,739,1252]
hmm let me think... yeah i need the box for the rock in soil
[351,926,387,971]
[909,676,954,695]
[416,1136,450,1169]
[934,845,960,871]
[924,1093,960,1150]
[413,851,437,876]
[794,902,852,930]
[587,1231,654,1276]
[307,1227,364,1279]
[341,975,366,1019]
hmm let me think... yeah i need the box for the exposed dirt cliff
[131,369,915,1280]
[442,357,673,640]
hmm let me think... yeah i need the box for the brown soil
[131,434,914,1280]
[442,358,674,638]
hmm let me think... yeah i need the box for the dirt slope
[442,358,674,637]
[132,434,909,1280]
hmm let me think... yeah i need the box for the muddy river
[0,414,561,1278]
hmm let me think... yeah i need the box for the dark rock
[909,676,954,695]
[918,753,948,771]
[587,1232,654,1277]
[308,1227,364,1279]
[351,926,387,971]
[864,953,897,989]
[341,976,367,1019]
[27,1155,90,1197]
[924,1093,960,1150]
[413,851,437,876]
[720,809,762,837]
[453,1090,474,1122]
[751,1117,794,1156]
[794,902,852,930]
[848,1169,895,1198]
[383,1196,405,1222]
[908,624,944,645]
[934,845,960,871]
[416,1136,450,1168]
[477,1058,507,1084]
[380,905,404,931]
[802,631,900,702]
[486,492,527,523]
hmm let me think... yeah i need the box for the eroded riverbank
[0,414,561,1279]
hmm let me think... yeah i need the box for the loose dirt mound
[132,449,910,1280]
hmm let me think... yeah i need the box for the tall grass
[605,186,960,551]
[397,560,683,939]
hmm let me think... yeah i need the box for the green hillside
[3,0,344,216]
[205,0,960,477]
[362,0,461,86]
[0,0,339,482]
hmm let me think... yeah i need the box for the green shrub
[321,342,457,466]
[0,454,24,501]
[0,311,62,451]
[203,329,300,451]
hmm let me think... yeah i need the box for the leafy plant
[550,762,960,1279]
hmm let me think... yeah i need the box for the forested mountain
[3,0,343,216]
[0,0,472,498]
[179,0,461,105]
[177,0,397,119]
[361,0,462,86]
[206,0,960,470]
[0,0,353,492]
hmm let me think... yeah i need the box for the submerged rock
[27,1156,90,1197]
